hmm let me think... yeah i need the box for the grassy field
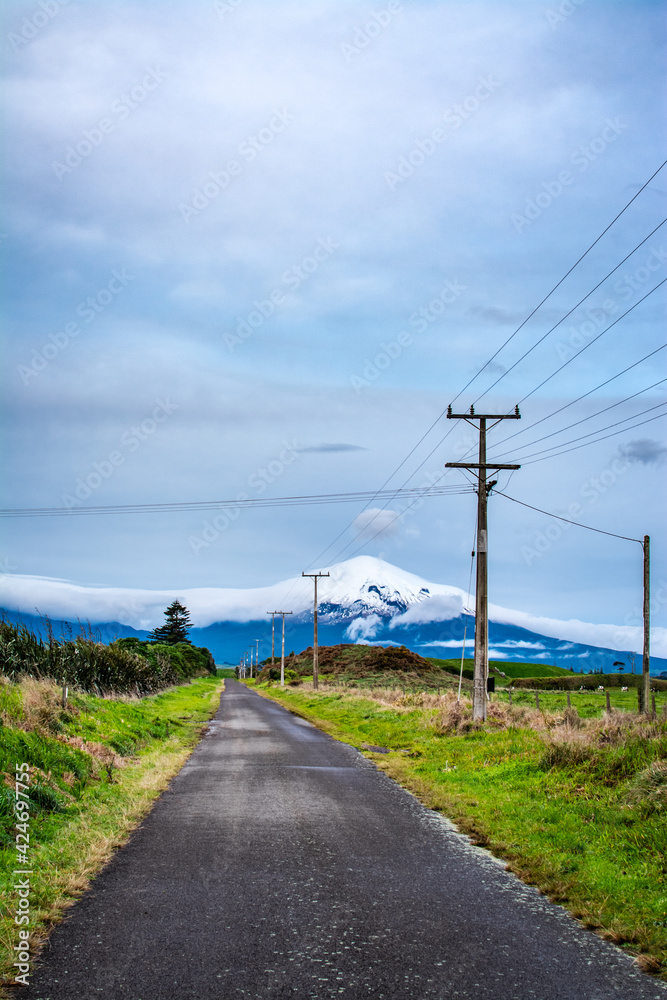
[0,675,223,994]
[250,679,667,978]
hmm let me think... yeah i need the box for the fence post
[61,685,68,709]
[605,690,611,714]
[566,690,571,708]
[535,691,540,710]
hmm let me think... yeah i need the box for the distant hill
[260,643,462,687]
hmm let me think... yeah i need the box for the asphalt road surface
[17,679,667,999]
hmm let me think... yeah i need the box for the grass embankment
[0,675,223,993]
[250,679,667,977]
[426,657,576,684]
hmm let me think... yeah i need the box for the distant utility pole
[267,612,276,666]
[255,639,260,674]
[642,535,651,713]
[270,611,293,685]
[446,405,521,721]
[302,571,330,690]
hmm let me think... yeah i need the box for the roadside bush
[0,620,215,696]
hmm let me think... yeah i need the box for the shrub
[0,620,216,696]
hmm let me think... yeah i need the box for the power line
[485,343,667,452]
[517,278,666,404]
[509,401,667,463]
[450,159,667,407]
[472,218,667,405]
[489,378,667,461]
[0,484,475,519]
[395,292,665,491]
[519,410,667,466]
[494,490,643,544]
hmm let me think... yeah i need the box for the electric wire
[503,401,667,464]
[494,491,643,544]
[517,278,666,405]
[484,343,667,453]
[471,218,667,406]
[450,159,667,407]
[518,410,667,466]
[489,378,667,462]
[0,485,475,519]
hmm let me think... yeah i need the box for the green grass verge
[426,657,574,682]
[250,681,667,978]
[0,676,223,993]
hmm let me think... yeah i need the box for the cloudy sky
[1,0,665,630]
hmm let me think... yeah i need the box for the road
[17,679,666,999]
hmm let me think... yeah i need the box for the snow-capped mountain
[1,556,665,671]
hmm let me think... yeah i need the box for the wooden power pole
[269,611,293,686]
[641,534,651,713]
[267,612,276,666]
[446,405,521,721]
[302,571,330,689]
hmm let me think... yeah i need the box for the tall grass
[0,620,215,695]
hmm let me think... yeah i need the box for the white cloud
[493,640,546,650]
[353,508,400,540]
[418,639,473,649]
[344,614,383,643]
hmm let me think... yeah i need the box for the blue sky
[1,0,665,630]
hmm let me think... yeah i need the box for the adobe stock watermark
[521,453,634,566]
[554,243,667,362]
[180,108,295,223]
[189,440,300,554]
[52,68,168,180]
[17,268,136,385]
[223,236,339,351]
[214,0,244,18]
[13,762,32,987]
[340,1,403,62]
[545,0,586,30]
[384,75,501,191]
[512,118,628,234]
[61,398,179,509]
[350,277,466,392]
[8,0,72,53]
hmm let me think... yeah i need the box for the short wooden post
[605,690,611,714]
[61,685,68,709]
[566,690,571,708]
[535,691,540,710]
[638,687,643,715]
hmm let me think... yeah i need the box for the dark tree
[148,600,193,645]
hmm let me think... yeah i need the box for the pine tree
[148,600,193,645]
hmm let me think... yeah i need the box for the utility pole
[267,612,276,666]
[641,534,651,713]
[270,611,293,685]
[255,639,260,675]
[302,571,330,689]
[446,405,521,721]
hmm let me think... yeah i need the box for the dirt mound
[264,643,437,679]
